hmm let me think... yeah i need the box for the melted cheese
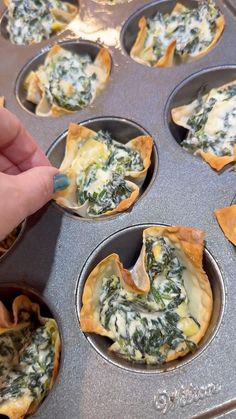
[87,169,111,194]
[73,138,109,171]
[205,98,236,137]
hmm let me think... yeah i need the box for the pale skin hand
[0,108,58,240]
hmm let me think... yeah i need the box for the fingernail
[53,173,70,192]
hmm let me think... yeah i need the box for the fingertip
[15,166,59,217]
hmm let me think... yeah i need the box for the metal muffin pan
[0,0,236,417]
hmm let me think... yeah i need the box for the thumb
[0,166,59,240]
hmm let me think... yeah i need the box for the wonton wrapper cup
[24,44,111,117]
[215,205,236,246]
[80,253,149,338]
[130,16,176,68]
[54,123,153,217]
[80,226,213,364]
[3,0,77,44]
[130,2,224,68]
[0,295,61,419]
[171,81,236,171]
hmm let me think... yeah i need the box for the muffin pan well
[77,224,225,374]
[166,65,236,148]
[16,39,111,116]
[0,0,236,417]
[47,116,157,219]
[121,0,224,66]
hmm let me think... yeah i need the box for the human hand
[0,108,68,240]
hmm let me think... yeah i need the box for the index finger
[0,108,50,171]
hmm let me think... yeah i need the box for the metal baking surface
[0,0,235,417]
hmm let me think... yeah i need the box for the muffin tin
[0,0,236,417]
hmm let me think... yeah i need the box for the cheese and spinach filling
[0,316,57,406]
[41,50,97,110]
[143,0,220,64]
[181,83,236,156]
[75,131,143,215]
[99,236,199,363]
[6,0,69,45]
[97,131,144,174]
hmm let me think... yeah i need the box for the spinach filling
[6,0,68,45]
[99,236,199,364]
[87,173,132,216]
[181,83,236,156]
[75,130,144,216]
[0,318,56,404]
[97,131,144,174]
[44,52,97,110]
[144,0,220,64]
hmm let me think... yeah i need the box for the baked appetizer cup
[80,225,214,366]
[0,294,61,418]
[17,41,111,117]
[167,66,236,171]
[123,0,224,68]
[2,0,78,45]
[51,119,154,218]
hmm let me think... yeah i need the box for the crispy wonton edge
[214,204,236,246]
[80,253,150,336]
